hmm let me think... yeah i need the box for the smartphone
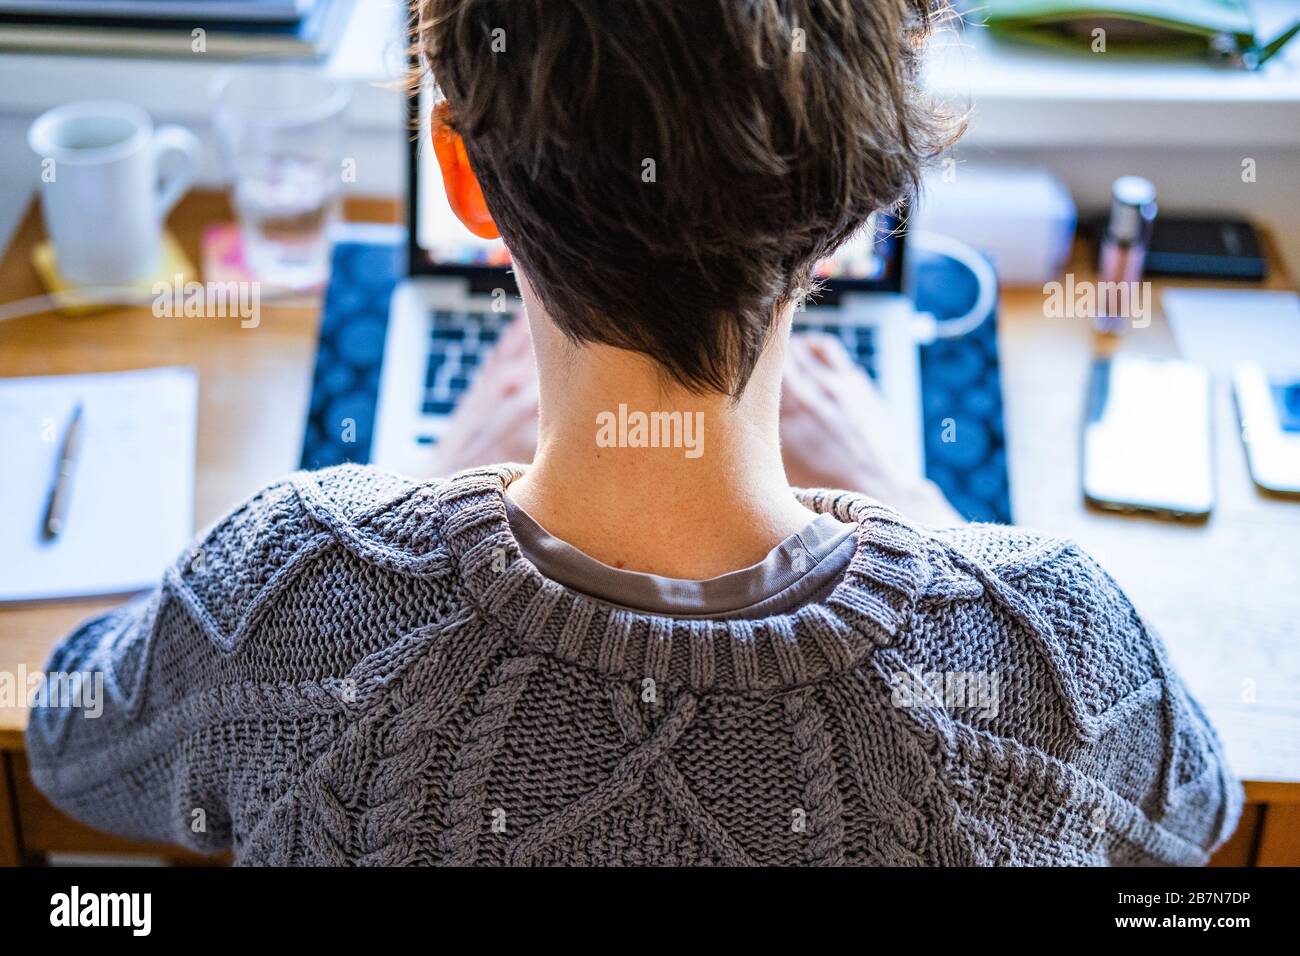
[1145,217,1267,281]
[1233,362,1300,495]
[1082,355,1214,519]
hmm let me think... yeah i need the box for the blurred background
[0,0,1296,271]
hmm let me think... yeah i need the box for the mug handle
[153,124,201,221]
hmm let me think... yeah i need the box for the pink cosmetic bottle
[1095,176,1157,335]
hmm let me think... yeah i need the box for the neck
[508,315,813,578]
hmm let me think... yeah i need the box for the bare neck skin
[507,272,816,579]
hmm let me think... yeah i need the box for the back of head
[417,0,958,395]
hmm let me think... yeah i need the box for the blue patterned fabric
[300,236,1011,523]
[913,249,1012,523]
[300,232,403,471]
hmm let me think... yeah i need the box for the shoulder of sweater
[895,526,1224,861]
[906,523,1161,741]
[927,525,1156,675]
[923,522,1076,580]
[164,464,454,655]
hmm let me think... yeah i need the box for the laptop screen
[408,83,905,294]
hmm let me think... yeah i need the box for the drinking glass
[212,63,351,289]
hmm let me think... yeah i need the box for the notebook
[1163,289,1300,378]
[0,367,197,603]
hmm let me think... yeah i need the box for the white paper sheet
[0,367,196,602]
[1163,289,1300,378]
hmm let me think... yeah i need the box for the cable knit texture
[26,464,1242,866]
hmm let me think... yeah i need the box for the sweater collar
[435,465,931,694]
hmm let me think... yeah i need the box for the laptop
[372,83,926,477]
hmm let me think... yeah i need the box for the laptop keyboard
[416,307,877,441]
[793,315,878,377]
[419,308,514,427]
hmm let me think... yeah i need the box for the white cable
[0,288,155,323]
[0,286,318,324]
[907,229,998,343]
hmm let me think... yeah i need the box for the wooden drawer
[3,751,225,864]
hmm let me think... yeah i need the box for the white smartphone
[1082,355,1214,519]
[1234,362,1300,495]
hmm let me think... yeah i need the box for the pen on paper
[41,401,84,541]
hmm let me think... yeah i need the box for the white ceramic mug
[28,101,200,287]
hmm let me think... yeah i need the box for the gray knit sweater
[27,464,1242,865]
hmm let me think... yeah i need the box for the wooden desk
[998,253,1300,866]
[1,192,1296,865]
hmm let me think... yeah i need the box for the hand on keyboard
[426,317,539,476]
[781,333,962,526]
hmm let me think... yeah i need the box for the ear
[431,101,500,240]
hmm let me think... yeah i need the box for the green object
[973,0,1300,69]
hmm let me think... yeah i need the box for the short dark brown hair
[417,0,957,395]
